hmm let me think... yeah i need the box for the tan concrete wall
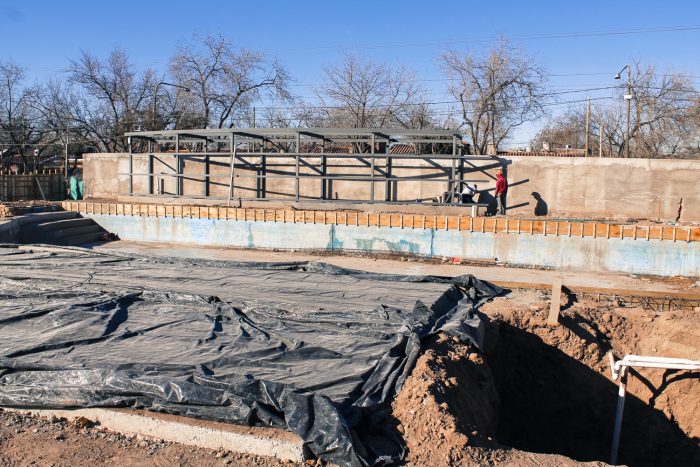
[502,156,700,222]
[83,154,121,198]
[83,153,700,222]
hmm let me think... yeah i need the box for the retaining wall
[63,201,700,277]
[83,153,700,222]
[503,156,700,222]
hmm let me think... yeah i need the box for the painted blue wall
[87,214,700,277]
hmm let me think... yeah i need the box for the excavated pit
[393,290,699,466]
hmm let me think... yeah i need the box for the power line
[269,25,700,55]
[289,74,700,89]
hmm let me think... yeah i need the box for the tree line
[532,64,700,158]
[1,33,698,164]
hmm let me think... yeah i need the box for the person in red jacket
[495,169,508,215]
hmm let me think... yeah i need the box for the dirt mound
[391,334,498,464]
[392,334,608,466]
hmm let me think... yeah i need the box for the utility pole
[252,107,256,128]
[599,124,603,158]
[585,96,590,157]
[626,67,631,157]
[615,64,632,158]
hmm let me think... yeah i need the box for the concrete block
[4,407,306,462]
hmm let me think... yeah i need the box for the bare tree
[170,34,290,129]
[314,54,432,129]
[531,64,699,158]
[626,63,698,158]
[67,49,156,152]
[0,61,45,168]
[531,107,588,152]
[441,40,547,154]
[261,102,327,129]
[686,97,700,156]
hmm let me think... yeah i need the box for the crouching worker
[462,183,477,204]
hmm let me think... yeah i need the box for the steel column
[260,139,266,198]
[227,133,236,206]
[203,153,209,197]
[385,137,392,201]
[370,133,375,202]
[148,153,154,195]
[175,133,181,196]
[295,132,300,201]
[128,136,133,195]
[321,138,327,199]
[450,135,457,201]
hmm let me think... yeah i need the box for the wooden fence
[0,173,66,201]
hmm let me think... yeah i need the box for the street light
[152,82,191,130]
[614,65,632,158]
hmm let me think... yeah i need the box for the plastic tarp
[0,245,502,465]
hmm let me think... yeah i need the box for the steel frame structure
[122,128,494,205]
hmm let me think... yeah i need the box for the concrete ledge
[4,407,306,462]
[80,211,700,277]
[62,201,700,243]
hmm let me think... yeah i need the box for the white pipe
[608,353,700,464]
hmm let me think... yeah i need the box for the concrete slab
[90,240,700,299]
[4,407,306,462]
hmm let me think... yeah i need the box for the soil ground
[0,408,302,467]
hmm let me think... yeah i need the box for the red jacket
[495,174,508,195]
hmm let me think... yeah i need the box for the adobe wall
[82,153,700,222]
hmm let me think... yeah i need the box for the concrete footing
[4,407,306,462]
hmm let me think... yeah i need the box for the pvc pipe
[608,354,700,464]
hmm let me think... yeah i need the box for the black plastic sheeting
[0,245,502,466]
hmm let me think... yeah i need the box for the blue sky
[2,0,699,145]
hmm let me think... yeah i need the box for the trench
[396,304,699,466]
[483,318,699,467]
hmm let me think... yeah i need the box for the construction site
[0,126,698,467]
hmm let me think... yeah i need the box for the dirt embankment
[393,290,699,467]
[392,333,608,466]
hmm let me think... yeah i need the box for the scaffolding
[122,128,496,205]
